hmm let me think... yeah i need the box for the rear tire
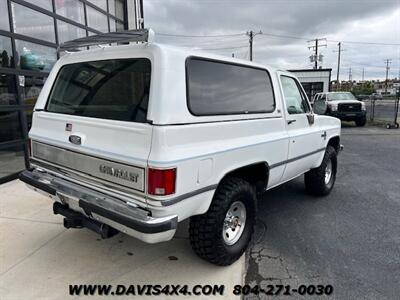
[355,116,366,127]
[189,177,256,266]
[305,146,337,196]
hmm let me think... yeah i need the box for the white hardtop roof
[38,39,285,125]
[59,41,279,72]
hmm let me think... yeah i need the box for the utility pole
[384,59,392,94]
[248,31,253,61]
[333,42,346,90]
[246,30,262,62]
[362,68,365,81]
[308,38,327,69]
[337,42,341,85]
[315,39,318,69]
[348,67,352,82]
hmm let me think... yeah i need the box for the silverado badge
[99,164,139,183]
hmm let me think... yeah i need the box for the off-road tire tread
[355,116,367,127]
[189,177,256,266]
[304,146,337,196]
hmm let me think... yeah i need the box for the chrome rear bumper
[19,169,178,243]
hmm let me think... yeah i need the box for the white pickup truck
[20,30,341,266]
[313,92,367,126]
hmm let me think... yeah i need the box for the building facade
[373,79,400,96]
[289,69,332,100]
[0,0,142,183]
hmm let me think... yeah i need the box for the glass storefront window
[20,75,46,130]
[0,1,10,31]
[57,20,86,44]
[108,0,116,16]
[115,0,125,20]
[55,0,85,24]
[109,19,116,32]
[0,36,14,68]
[0,110,23,143]
[0,0,129,182]
[88,0,108,12]
[15,40,57,72]
[11,2,56,43]
[23,0,53,11]
[0,74,17,106]
[116,21,125,32]
[0,145,25,178]
[87,6,109,32]
[20,76,45,106]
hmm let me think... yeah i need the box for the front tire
[355,116,367,127]
[304,146,337,196]
[189,177,256,266]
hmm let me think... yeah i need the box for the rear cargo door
[29,58,152,196]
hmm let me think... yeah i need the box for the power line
[197,45,248,50]
[255,31,400,46]
[156,31,400,46]
[341,59,387,69]
[258,32,309,41]
[157,32,245,38]
[329,40,400,46]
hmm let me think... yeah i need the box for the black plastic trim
[151,184,218,207]
[270,147,326,169]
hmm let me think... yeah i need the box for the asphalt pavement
[245,125,400,299]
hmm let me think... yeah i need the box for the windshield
[327,92,356,101]
[46,58,151,123]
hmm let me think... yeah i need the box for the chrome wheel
[325,159,333,185]
[222,201,246,245]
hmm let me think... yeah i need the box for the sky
[143,0,400,81]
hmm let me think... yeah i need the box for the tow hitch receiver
[53,202,119,239]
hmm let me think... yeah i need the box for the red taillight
[27,139,32,157]
[148,168,176,196]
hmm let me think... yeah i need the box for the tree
[351,82,375,96]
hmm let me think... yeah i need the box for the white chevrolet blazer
[20,30,341,266]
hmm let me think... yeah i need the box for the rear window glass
[186,58,275,116]
[46,58,151,122]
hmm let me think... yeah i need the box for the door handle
[287,119,296,125]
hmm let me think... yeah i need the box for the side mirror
[313,99,328,115]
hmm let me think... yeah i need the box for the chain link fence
[364,98,399,129]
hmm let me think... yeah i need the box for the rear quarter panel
[147,117,289,220]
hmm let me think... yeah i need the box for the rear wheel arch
[221,162,270,194]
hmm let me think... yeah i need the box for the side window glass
[281,76,310,115]
[320,95,326,101]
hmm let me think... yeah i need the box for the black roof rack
[59,28,154,51]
